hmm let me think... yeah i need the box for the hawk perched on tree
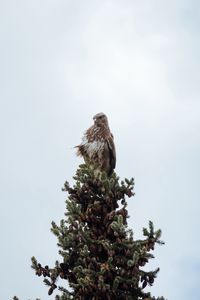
[76,113,116,176]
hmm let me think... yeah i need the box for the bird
[76,112,116,176]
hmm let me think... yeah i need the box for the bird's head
[93,112,109,127]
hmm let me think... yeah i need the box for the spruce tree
[31,164,165,300]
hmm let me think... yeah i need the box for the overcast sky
[0,1,200,299]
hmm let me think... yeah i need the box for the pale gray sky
[0,1,200,299]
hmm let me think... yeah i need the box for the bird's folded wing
[106,135,116,172]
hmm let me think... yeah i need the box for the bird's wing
[106,134,116,175]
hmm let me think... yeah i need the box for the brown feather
[75,113,116,176]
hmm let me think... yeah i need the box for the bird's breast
[85,140,105,158]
